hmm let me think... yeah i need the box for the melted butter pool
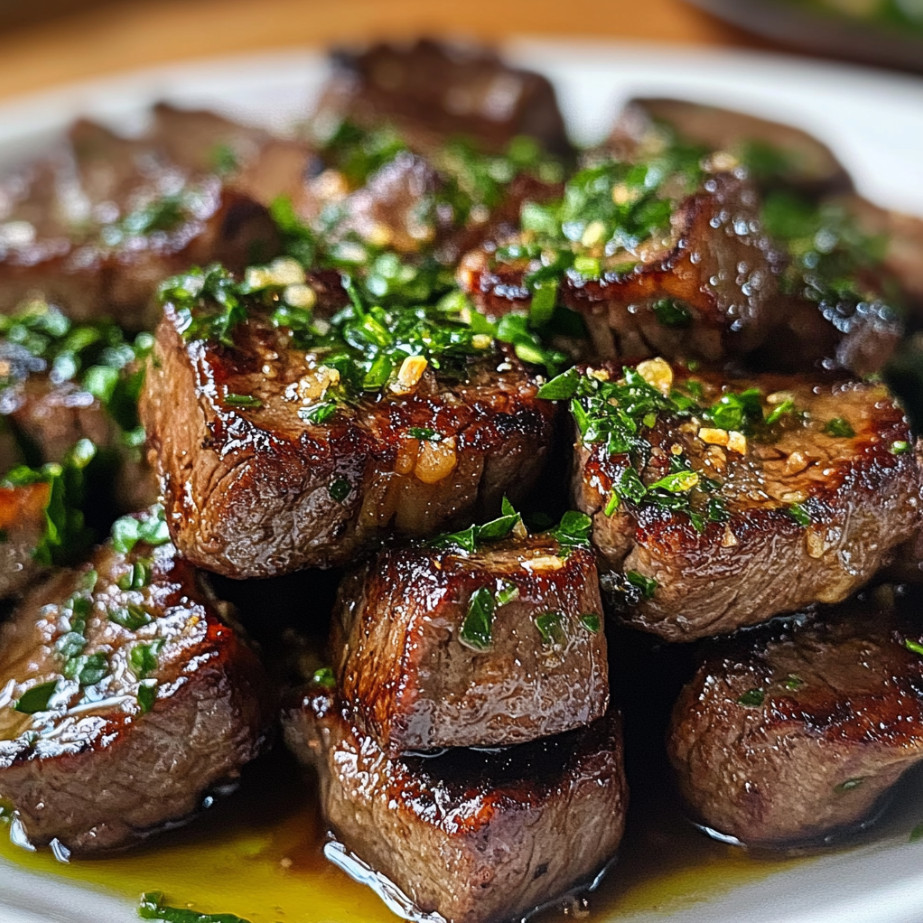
[0,750,801,923]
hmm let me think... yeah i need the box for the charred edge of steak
[141,301,556,577]
[570,360,923,640]
[318,38,572,159]
[283,685,627,923]
[0,508,273,853]
[332,536,608,754]
[667,600,923,849]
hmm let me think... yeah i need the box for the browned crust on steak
[668,603,923,848]
[460,172,780,364]
[0,183,279,329]
[574,363,923,640]
[0,512,272,852]
[314,39,571,158]
[141,305,555,577]
[284,687,627,923]
[333,537,608,753]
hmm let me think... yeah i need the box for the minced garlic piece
[283,283,317,310]
[698,427,729,447]
[580,220,607,249]
[636,357,673,395]
[393,356,428,393]
[726,431,748,455]
[523,555,565,572]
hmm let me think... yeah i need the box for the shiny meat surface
[333,535,608,753]
[571,361,923,639]
[668,600,923,848]
[141,302,556,577]
[0,508,272,853]
[608,97,853,196]
[460,171,780,365]
[314,39,571,158]
[284,686,627,923]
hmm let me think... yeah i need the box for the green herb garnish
[737,688,765,707]
[534,610,566,646]
[12,681,59,714]
[138,891,253,923]
[824,417,855,438]
[459,586,497,652]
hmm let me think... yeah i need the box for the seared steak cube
[555,359,923,640]
[0,304,156,509]
[284,685,627,923]
[313,39,570,158]
[333,531,607,753]
[608,97,853,196]
[0,506,272,853]
[460,163,780,365]
[668,600,923,848]
[140,265,556,577]
[0,480,53,599]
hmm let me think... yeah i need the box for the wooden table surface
[0,0,774,102]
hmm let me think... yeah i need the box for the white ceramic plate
[2,39,923,923]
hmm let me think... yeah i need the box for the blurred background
[0,0,921,103]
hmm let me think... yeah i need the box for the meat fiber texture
[0,508,272,853]
[284,685,627,923]
[333,535,608,753]
[668,598,923,848]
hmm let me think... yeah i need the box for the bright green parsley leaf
[459,587,496,652]
[138,891,253,923]
[824,417,855,438]
[737,688,765,707]
[137,680,158,715]
[580,613,602,633]
[625,571,658,600]
[13,681,59,714]
[110,506,171,555]
[129,641,165,680]
[534,610,566,646]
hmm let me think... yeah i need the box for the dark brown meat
[333,535,608,753]
[608,97,853,196]
[0,481,49,598]
[141,295,555,578]
[0,507,272,854]
[314,39,571,158]
[284,685,627,923]
[0,180,279,329]
[570,360,923,640]
[460,171,780,365]
[668,599,923,848]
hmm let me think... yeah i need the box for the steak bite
[0,441,97,599]
[313,39,571,158]
[333,520,608,754]
[0,506,272,854]
[0,304,156,509]
[284,684,627,923]
[608,97,853,197]
[140,263,556,578]
[459,159,780,365]
[0,178,279,329]
[668,599,923,848]
[555,359,923,640]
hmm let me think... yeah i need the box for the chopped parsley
[129,640,165,680]
[786,503,813,527]
[110,506,171,555]
[328,478,351,503]
[459,586,497,652]
[430,497,523,552]
[12,680,59,714]
[580,613,602,633]
[1,439,98,566]
[137,680,158,714]
[0,302,150,439]
[824,417,855,438]
[534,610,566,646]
[737,688,765,707]
[310,666,337,690]
[138,891,253,923]
[625,571,658,600]
[905,639,923,657]
[223,393,263,409]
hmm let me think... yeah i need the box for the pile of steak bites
[2,38,923,922]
